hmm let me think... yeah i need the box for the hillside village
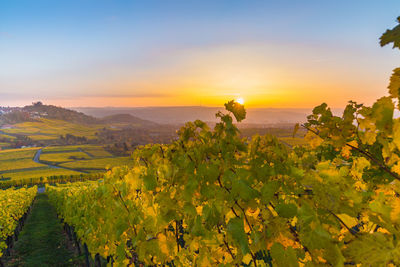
[0,102,50,127]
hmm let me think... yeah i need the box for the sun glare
[236,97,244,105]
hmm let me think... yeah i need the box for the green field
[1,167,81,180]
[0,147,38,160]
[0,158,45,172]
[42,144,105,153]
[2,118,103,139]
[40,151,91,163]
[42,145,86,153]
[81,145,113,157]
[0,144,131,182]
[27,134,59,141]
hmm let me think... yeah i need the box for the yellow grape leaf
[243,253,253,264]
[361,130,377,145]
[392,162,400,176]
[390,197,400,223]
[190,238,200,251]
[158,233,169,254]
[225,209,236,223]
[337,214,358,228]
[341,146,352,159]
[351,157,370,180]
[340,140,358,158]
[347,140,358,148]
[196,205,203,215]
[199,254,212,266]
[304,131,323,148]
[245,207,260,219]
[359,118,376,145]
[393,119,400,150]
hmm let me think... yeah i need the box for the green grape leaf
[312,103,328,115]
[276,203,297,218]
[344,233,400,266]
[202,204,221,229]
[380,16,400,49]
[231,179,259,201]
[388,68,400,99]
[371,97,394,131]
[227,217,250,254]
[143,172,157,191]
[260,181,280,204]
[270,242,299,267]
[224,100,246,122]
[191,215,205,237]
[369,192,391,220]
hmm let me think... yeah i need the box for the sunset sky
[1,1,400,108]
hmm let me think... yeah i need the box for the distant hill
[0,102,161,127]
[73,106,337,125]
[23,102,99,125]
[99,114,158,127]
[0,110,36,125]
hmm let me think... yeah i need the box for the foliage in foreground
[4,194,78,266]
[0,186,37,257]
[46,18,400,266]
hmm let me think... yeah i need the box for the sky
[1,0,400,108]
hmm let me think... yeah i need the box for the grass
[27,134,59,141]
[42,144,105,153]
[2,118,103,140]
[40,152,91,163]
[2,168,82,180]
[81,146,112,157]
[0,147,86,180]
[0,147,38,160]
[5,194,79,266]
[0,144,127,182]
[0,158,45,172]
[42,145,85,153]
[0,145,120,181]
[0,148,49,177]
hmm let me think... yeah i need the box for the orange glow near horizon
[6,42,397,109]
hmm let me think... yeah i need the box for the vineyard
[43,19,400,265]
[1,14,400,267]
[0,186,37,258]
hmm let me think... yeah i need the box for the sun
[236,97,244,105]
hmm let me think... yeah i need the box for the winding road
[33,148,89,174]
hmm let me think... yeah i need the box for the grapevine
[0,186,37,257]
[46,17,400,266]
